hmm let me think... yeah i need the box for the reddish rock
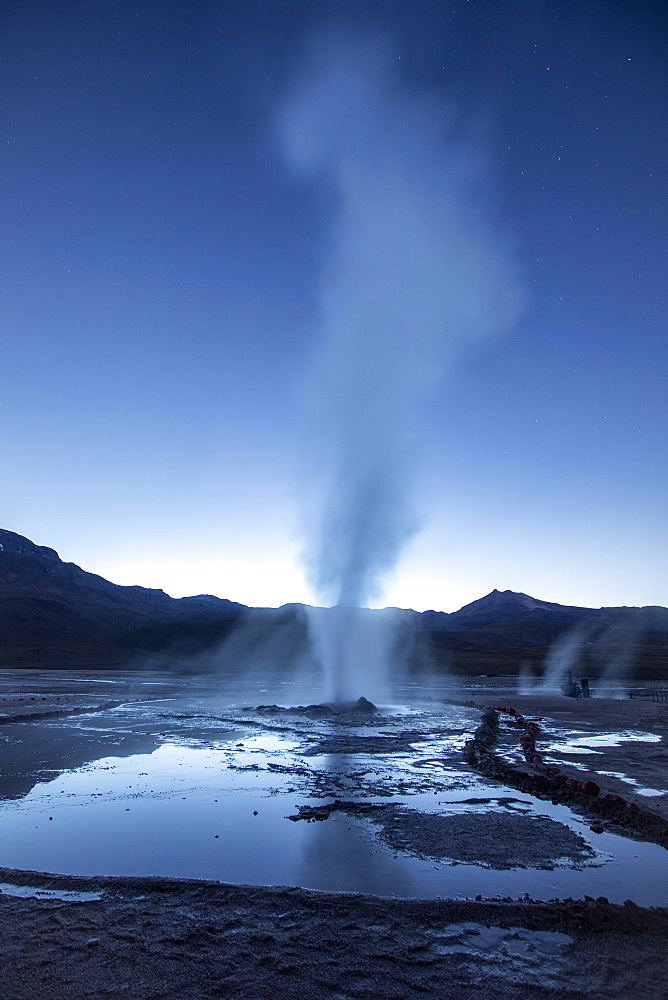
[604,793,627,805]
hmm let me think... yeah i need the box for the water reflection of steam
[297,752,418,898]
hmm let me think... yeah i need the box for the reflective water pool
[542,732,661,753]
[0,676,665,906]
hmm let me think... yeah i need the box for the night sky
[2,1,666,612]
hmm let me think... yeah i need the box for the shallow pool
[0,677,665,906]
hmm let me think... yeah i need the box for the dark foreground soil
[1,868,667,1000]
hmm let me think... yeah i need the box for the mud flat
[0,669,175,721]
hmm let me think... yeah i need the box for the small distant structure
[629,688,668,702]
[561,669,591,698]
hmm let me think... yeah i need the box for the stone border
[463,707,668,849]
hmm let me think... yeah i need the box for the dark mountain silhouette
[450,589,609,626]
[1,529,667,678]
[409,589,668,680]
[0,528,247,667]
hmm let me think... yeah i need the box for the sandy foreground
[1,682,667,999]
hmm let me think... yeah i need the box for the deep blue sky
[2,0,666,611]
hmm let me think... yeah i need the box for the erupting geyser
[278,33,523,702]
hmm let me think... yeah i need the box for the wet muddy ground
[489,693,668,819]
[0,669,666,906]
[1,669,667,999]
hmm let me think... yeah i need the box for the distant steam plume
[277,35,523,701]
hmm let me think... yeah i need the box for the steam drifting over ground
[277,34,523,701]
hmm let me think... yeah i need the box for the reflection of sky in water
[542,732,661,754]
[0,883,102,901]
[0,743,662,906]
[501,725,667,799]
[596,771,668,798]
[426,923,572,958]
[0,690,666,906]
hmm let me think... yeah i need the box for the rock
[350,697,377,713]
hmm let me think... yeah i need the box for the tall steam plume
[277,35,523,701]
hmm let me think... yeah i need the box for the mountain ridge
[1,528,667,677]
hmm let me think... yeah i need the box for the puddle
[0,678,666,907]
[542,732,661,754]
[597,771,668,797]
[498,721,667,802]
[421,923,575,989]
[426,923,572,957]
[0,883,102,901]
